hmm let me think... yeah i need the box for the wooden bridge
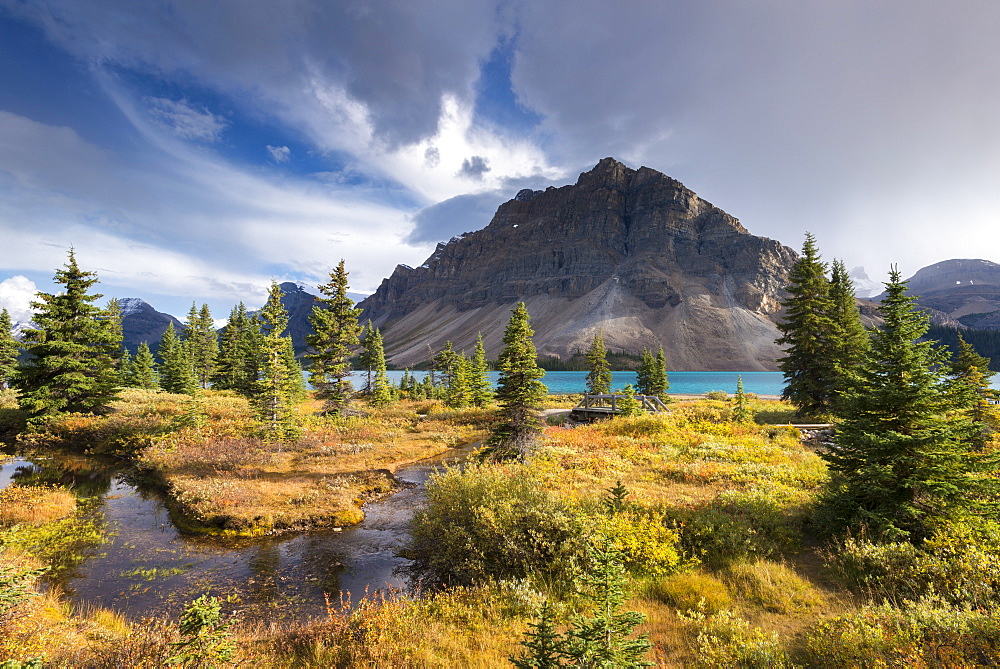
[569,393,669,422]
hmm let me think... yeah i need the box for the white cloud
[0,109,430,313]
[266,145,291,162]
[0,276,38,324]
[146,97,228,142]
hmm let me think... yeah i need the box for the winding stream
[0,447,470,623]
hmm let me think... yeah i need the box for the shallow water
[0,447,469,623]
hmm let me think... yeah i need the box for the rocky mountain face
[359,158,799,371]
[119,298,183,353]
[276,282,321,354]
[891,259,1000,330]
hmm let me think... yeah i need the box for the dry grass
[135,396,489,536]
[723,559,825,614]
[0,484,77,526]
[0,549,134,665]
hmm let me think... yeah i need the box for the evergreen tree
[823,268,1000,541]
[635,348,654,396]
[947,333,998,449]
[365,327,392,407]
[468,334,493,407]
[358,320,375,393]
[733,375,753,424]
[307,260,363,414]
[103,297,124,373]
[117,348,135,387]
[159,325,197,395]
[585,331,612,395]
[15,250,120,417]
[132,342,159,389]
[433,341,462,391]
[488,303,548,460]
[564,542,653,667]
[183,303,218,389]
[0,309,19,390]
[828,259,870,401]
[445,353,472,408]
[651,346,669,401]
[510,601,567,669]
[213,303,259,395]
[776,233,838,417]
[256,282,301,438]
[281,336,307,401]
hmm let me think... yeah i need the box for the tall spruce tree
[183,303,218,389]
[132,342,159,389]
[0,309,19,390]
[776,233,838,417]
[214,303,259,395]
[158,325,197,395]
[117,348,135,387]
[103,297,124,373]
[16,250,120,418]
[947,333,998,449]
[358,320,375,393]
[306,260,363,414]
[365,327,392,407]
[823,268,1000,540]
[585,331,612,395]
[433,341,462,391]
[636,348,654,396]
[445,353,472,408]
[468,334,493,407]
[256,282,301,438]
[651,346,669,401]
[488,303,548,460]
[828,259,870,399]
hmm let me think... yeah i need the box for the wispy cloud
[146,97,228,142]
[266,144,291,162]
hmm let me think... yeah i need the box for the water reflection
[0,446,469,623]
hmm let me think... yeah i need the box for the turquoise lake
[343,370,1000,397]
[352,370,788,396]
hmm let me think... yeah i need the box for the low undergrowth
[2,395,999,666]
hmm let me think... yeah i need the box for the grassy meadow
[1,389,998,666]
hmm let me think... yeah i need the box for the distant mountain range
[115,282,320,356]
[893,259,1000,330]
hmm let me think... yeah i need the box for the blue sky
[2,1,1000,323]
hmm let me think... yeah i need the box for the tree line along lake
[352,370,1000,397]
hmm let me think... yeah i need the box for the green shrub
[722,560,822,613]
[402,464,588,589]
[669,486,809,569]
[644,570,732,614]
[799,600,1000,666]
[826,524,1000,608]
[598,508,682,576]
[678,605,790,667]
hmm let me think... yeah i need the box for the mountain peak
[359,160,796,370]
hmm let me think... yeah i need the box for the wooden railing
[572,393,669,414]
